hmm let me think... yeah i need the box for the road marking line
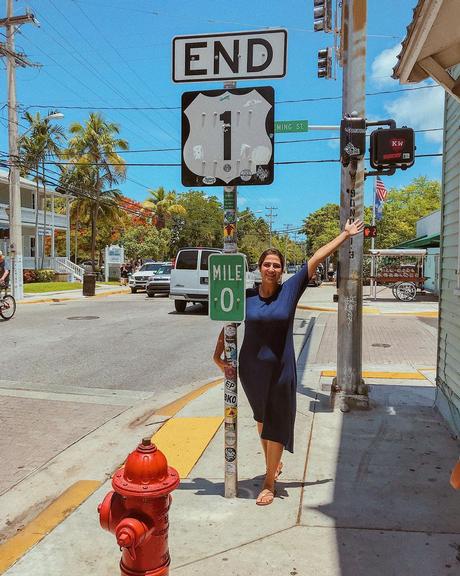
[321,370,427,380]
[155,378,223,417]
[151,416,223,478]
[0,480,101,574]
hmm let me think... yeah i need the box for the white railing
[53,257,84,281]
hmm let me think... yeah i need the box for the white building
[0,169,83,280]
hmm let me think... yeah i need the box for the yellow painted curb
[0,480,101,574]
[155,378,223,417]
[297,305,336,312]
[18,288,130,305]
[321,370,427,380]
[151,416,223,478]
[390,311,439,318]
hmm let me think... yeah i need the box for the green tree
[120,225,172,261]
[173,191,222,251]
[237,209,271,266]
[19,111,66,268]
[302,203,341,259]
[372,176,440,248]
[64,113,128,270]
[143,186,186,229]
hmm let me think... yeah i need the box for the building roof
[392,233,440,249]
[392,0,460,100]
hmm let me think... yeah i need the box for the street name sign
[173,29,287,83]
[274,120,308,133]
[181,86,274,187]
[209,253,246,322]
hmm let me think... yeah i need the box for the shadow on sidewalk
[301,382,460,575]
[177,476,333,500]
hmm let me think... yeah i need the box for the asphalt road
[2,293,222,394]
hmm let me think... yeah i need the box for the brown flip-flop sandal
[274,461,283,481]
[256,488,276,506]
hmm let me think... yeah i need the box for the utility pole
[282,224,292,272]
[336,0,369,410]
[0,1,37,300]
[265,206,277,248]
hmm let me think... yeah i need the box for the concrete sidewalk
[298,283,439,316]
[18,284,130,304]
[1,309,458,575]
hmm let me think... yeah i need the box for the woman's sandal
[256,488,276,506]
[274,461,283,481]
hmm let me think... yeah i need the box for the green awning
[393,233,440,249]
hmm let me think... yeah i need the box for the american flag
[375,177,387,221]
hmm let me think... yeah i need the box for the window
[200,250,220,271]
[176,250,198,270]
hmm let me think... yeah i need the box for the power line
[19,85,440,112]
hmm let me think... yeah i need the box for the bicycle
[0,284,16,320]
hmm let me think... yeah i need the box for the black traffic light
[0,228,9,240]
[317,47,332,79]
[364,225,377,238]
[313,0,332,32]
[370,127,415,170]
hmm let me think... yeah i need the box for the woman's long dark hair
[258,248,285,270]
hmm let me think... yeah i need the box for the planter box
[54,272,71,282]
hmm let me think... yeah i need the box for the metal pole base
[330,378,370,412]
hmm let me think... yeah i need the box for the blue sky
[1,0,444,235]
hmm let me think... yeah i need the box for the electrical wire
[19,84,441,112]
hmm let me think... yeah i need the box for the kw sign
[209,254,246,322]
[173,29,287,83]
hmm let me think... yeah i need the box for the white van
[170,247,255,313]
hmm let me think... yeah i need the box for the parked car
[146,264,172,297]
[170,248,255,313]
[128,262,169,293]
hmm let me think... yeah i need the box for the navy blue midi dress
[239,263,309,453]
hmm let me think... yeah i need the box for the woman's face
[260,254,283,285]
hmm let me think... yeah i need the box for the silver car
[146,264,172,297]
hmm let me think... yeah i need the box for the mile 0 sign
[181,86,274,187]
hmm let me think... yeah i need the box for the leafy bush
[36,269,56,282]
[23,269,38,283]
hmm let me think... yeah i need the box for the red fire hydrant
[98,437,180,576]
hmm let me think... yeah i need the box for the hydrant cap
[112,439,179,496]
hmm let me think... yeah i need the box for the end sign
[209,254,246,322]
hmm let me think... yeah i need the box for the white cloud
[384,84,444,144]
[371,44,401,86]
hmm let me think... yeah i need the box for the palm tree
[19,111,65,268]
[64,113,128,270]
[143,187,186,229]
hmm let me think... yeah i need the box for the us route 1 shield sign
[181,86,274,187]
[209,253,246,322]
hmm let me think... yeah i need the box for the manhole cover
[371,343,391,348]
[67,316,100,320]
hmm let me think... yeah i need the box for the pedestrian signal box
[340,116,366,166]
[364,225,377,238]
[370,127,415,170]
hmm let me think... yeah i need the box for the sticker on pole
[209,254,246,322]
[181,86,274,187]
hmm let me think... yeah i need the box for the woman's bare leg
[257,421,268,465]
[256,440,283,505]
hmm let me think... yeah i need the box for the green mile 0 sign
[209,254,246,322]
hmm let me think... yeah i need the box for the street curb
[17,288,130,305]
[0,376,223,569]
[297,304,438,317]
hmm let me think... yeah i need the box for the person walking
[213,218,364,505]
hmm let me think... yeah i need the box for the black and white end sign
[181,86,274,187]
[173,30,287,83]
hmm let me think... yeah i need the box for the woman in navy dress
[214,218,364,505]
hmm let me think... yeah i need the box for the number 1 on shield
[220,111,231,160]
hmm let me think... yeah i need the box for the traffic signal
[364,225,377,238]
[340,116,366,165]
[0,229,9,240]
[317,47,332,79]
[369,127,415,170]
[313,0,332,32]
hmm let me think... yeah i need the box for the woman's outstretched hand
[344,218,365,237]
